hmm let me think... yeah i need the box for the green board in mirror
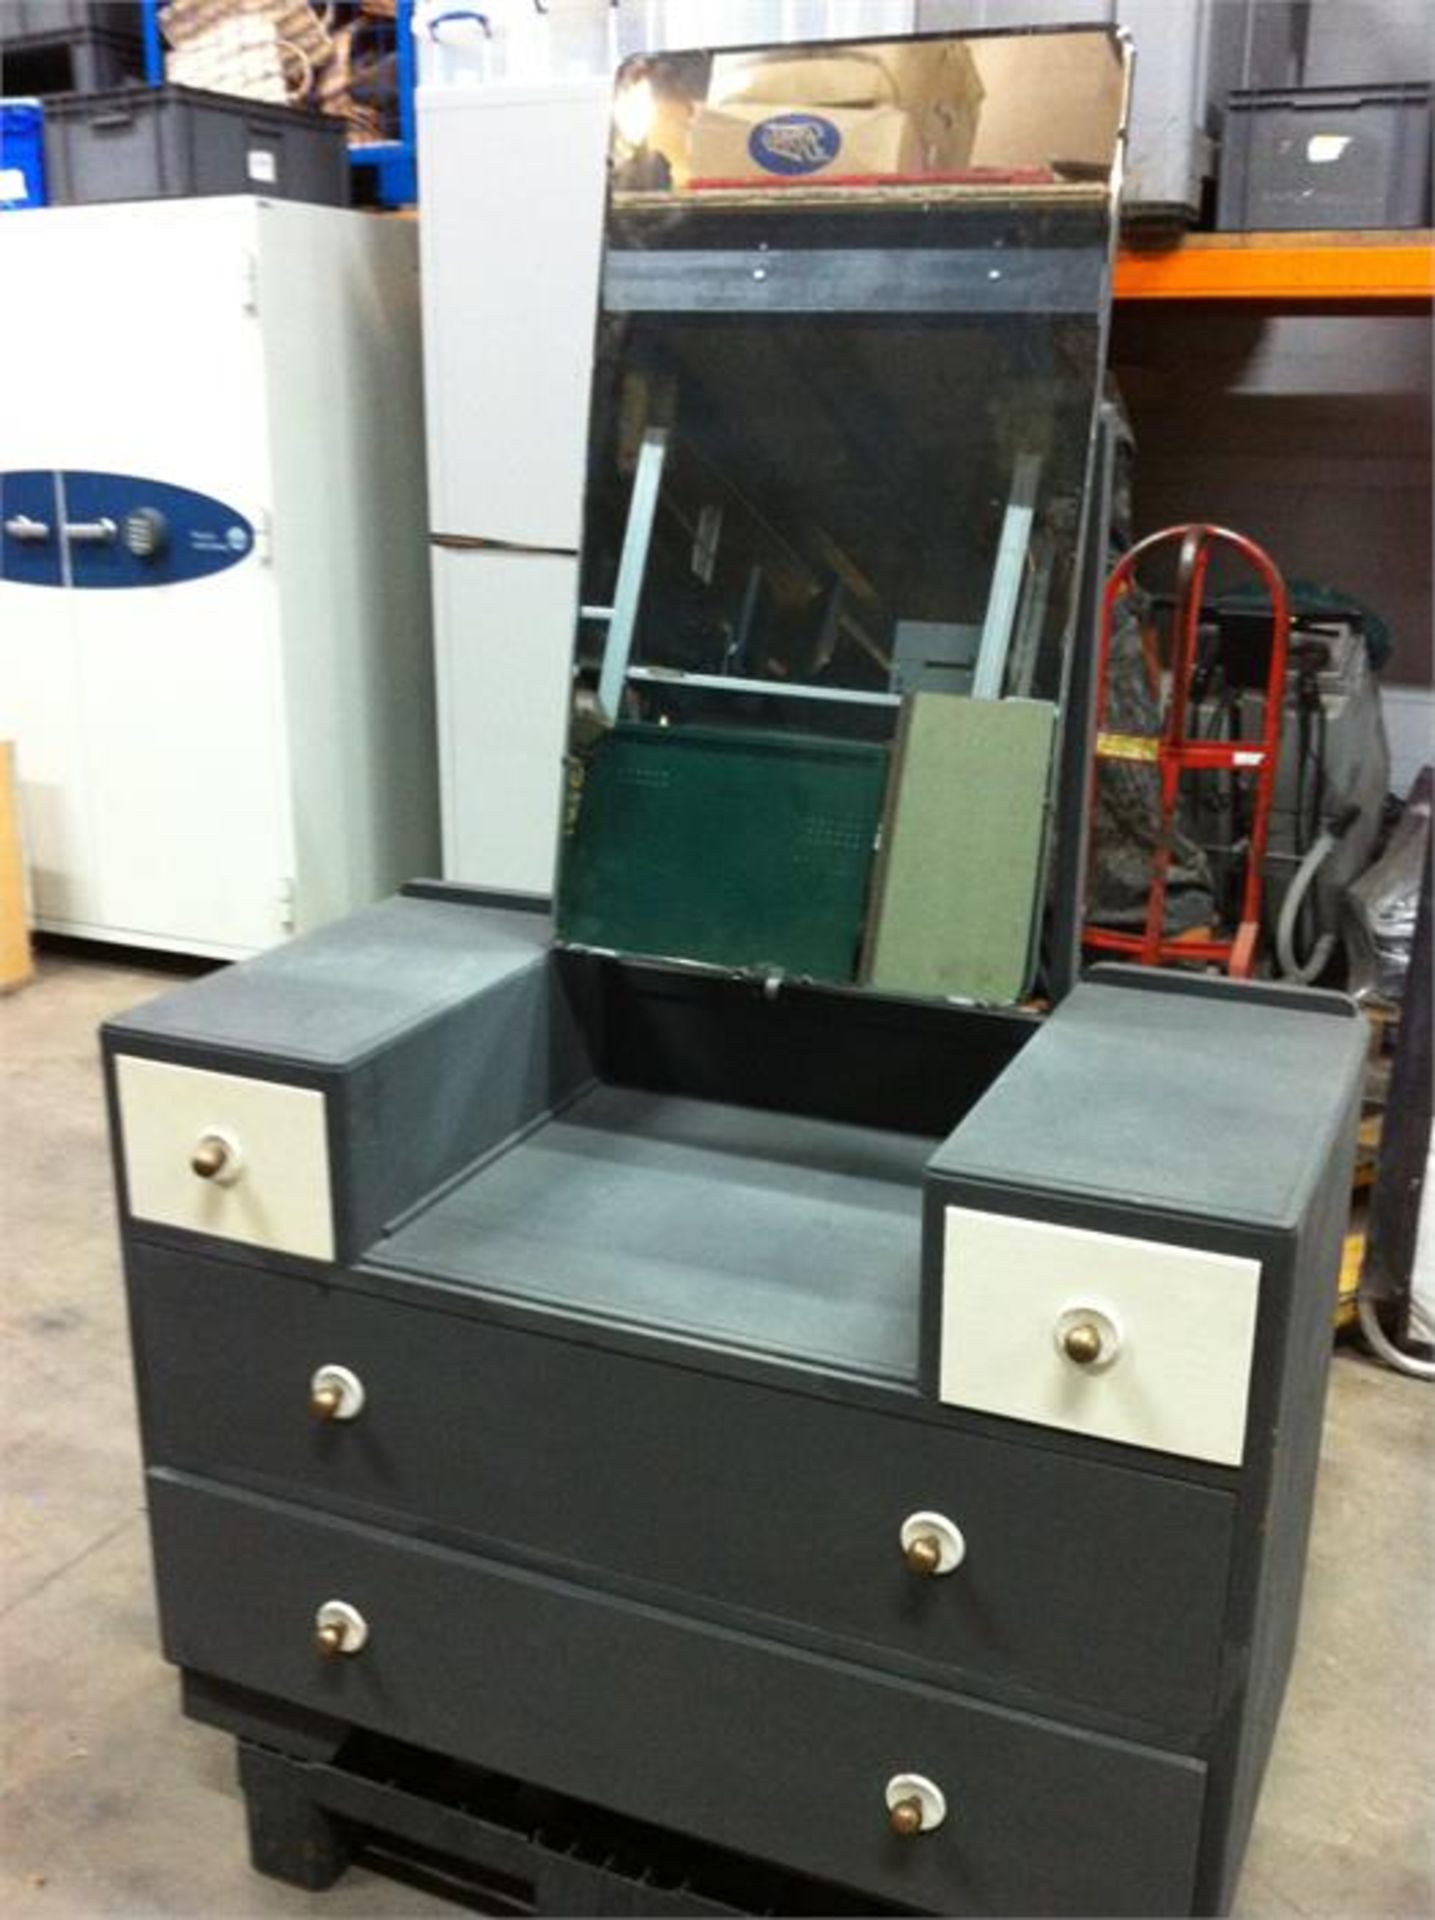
[557,24,1130,1006]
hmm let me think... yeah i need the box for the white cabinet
[0,198,437,958]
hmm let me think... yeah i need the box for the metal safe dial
[122,507,168,560]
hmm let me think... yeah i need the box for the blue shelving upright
[348,0,417,207]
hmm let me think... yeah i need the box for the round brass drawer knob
[314,1599,368,1657]
[1054,1303,1123,1372]
[189,1127,242,1186]
[190,1139,228,1179]
[1063,1321,1104,1366]
[904,1534,942,1576]
[309,1364,365,1423]
[899,1511,966,1577]
[885,1772,947,1836]
[889,1796,924,1837]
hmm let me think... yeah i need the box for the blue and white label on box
[747,113,843,177]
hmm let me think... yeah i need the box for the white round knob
[1054,1301,1124,1372]
[900,1510,966,1576]
[309,1364,365,1422]
[885,1772,947,1835]
[314,1599,368,1656]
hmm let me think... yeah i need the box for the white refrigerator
[418,76,611,898]
[415,3,920,897]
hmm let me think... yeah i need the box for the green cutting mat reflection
[866,693,1057,1004]
[558,722,889,983]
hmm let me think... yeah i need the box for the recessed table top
[370,1083,937,1382]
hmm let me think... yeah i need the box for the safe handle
[3,515,51,542]
[64,518,118,545]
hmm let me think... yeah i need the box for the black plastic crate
[41,83,350,208]
[1218,82,1432,231]
[2,29,145,97]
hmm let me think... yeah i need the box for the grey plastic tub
[41,84,349,209]
[1218,83,1432,231]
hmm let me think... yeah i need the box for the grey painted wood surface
[130,1244,1235,1740]
[149,1470,1208,1918]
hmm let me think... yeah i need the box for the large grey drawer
[130,1249,1235,1736]
[148,1472,1207,1917]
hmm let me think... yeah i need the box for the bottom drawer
[149,1472,1206,1916]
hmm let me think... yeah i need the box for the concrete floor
[1,949,1431,1919]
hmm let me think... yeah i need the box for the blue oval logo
[0,469,254,590]
[748,112,841,177]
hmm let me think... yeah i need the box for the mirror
[556,26,1129,1005]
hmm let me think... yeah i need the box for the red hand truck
[1083,524,1290,981]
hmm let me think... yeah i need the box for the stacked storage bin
[1,2,146,94]
[0,100,47,210]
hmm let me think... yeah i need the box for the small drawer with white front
[939,1207,1260,1467]
[114,1056,334,1261]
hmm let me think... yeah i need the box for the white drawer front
[940,1207,1260,1466]
[116,1057,334,1261]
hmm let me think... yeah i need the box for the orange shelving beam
[1115,230,1435,302]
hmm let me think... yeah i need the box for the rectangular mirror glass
[557,26,1130,1005]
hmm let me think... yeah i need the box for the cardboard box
[964,33,1124,175]
[693,38,983,185]
[717,53,902,108]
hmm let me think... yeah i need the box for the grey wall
[1110,309,1433,688]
